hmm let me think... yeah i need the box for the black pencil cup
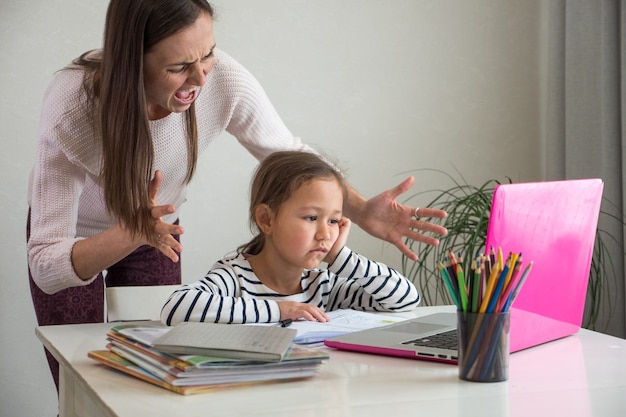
[457,311,510,382]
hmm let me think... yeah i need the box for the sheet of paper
[280,310,409,346]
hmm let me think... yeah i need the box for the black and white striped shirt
[161,246,420,326]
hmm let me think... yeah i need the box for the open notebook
[324,178,604,363]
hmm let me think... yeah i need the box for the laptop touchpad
[382,321,450,335]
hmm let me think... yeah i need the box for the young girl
[161,151,420,325]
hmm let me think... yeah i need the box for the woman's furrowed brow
[167,44,216,67]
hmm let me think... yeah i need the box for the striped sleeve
[160,255,281,326]
[326,247,420,312]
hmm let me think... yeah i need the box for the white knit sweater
[28,49,310,294]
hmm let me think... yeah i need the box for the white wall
[0,1,542,415]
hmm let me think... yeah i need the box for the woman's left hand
[348,176,448,262]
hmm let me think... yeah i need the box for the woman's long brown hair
[73,0,213,244]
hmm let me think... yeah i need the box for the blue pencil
[502,262,533,312]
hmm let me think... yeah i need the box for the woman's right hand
[70,171,183,280]
[147,170,184,262]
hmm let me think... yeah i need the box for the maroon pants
[27,210,181,391]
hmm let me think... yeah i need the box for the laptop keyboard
[401,329,458,350]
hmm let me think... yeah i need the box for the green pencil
[438,262,460,309]
[456,264,469,312]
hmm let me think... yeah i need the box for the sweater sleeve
[27,70,101,294]
[325,247,421,312]
[160,256,282,326]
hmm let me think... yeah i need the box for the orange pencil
[503,252,519,289]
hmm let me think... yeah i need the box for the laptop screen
[486,179,603,351]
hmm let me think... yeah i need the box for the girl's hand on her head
[277,301,330,323]
[147,170,184,262]
[324,217,351,265]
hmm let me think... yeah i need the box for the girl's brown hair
[238,151,347,255]
[73,0,214,243]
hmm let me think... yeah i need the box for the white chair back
[105,285,180,322]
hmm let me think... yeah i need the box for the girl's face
[269,178,344,270]
[143,12,215,120]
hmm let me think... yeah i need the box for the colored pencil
[479,255,502,313]
[497,255,522,311]
[438,262,460,309]
[503,252,519,290]
[501,262,533,311]
[471,263,482,313]
[456,264,469,312]
[486,254,511,313]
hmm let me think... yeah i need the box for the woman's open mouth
[174,89,197,106]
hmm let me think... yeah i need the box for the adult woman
[27,0,446,389]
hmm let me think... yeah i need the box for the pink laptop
[324,179,604,363]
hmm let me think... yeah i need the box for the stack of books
[88,322,329,395]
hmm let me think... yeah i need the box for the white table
[36,306,626,417]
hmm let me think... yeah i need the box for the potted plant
[400,169,622,331]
